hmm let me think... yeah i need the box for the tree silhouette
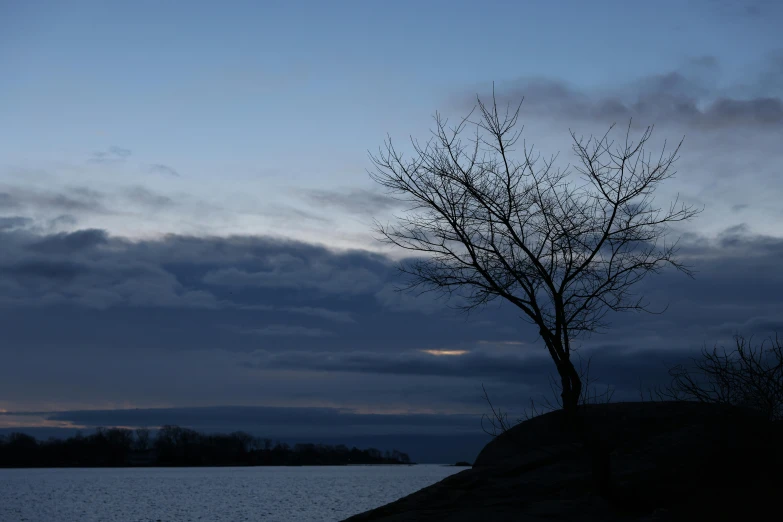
[370,91,699,414]
[657,333,783,420]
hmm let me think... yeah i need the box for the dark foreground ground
[345,402,783,521]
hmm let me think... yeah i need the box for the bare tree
[370,91,700,415]
[134,428,151,451]
[657,333,783,421]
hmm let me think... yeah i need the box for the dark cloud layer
[5,406,481,433]
[28,229,109,254]
[0,186,109,215]
[244,349,552,382]
[478,54,783,128]
[1,221,782,433]
[0,216,32,230]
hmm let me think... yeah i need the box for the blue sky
[2,0,781,243]
[1,0,782,454]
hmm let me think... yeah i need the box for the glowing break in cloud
[421,349,469,356]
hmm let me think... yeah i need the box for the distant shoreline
[1,463,418,470]
[0,426,414,468]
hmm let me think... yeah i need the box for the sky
[1,0,782,462]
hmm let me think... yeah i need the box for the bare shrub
[656,333,783,421]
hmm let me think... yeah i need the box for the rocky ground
[344,402,782,521]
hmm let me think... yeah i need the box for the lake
[0,465,463,521]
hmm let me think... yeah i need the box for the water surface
[0,465,462,521]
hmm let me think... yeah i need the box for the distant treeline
[0,426,413,468]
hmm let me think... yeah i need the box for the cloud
[28,229,109,254]
[757,50,783,93]
[49,215,79,228]
[242,305,356,324]
[89,146,132,164]
[53,406,480,430]
[5,259,90,282]
[246,348,551,382]
[48,189,108,212]
[0,192,19,210]
[705,97,783,125]
[374,282,451,314]
[0,184,185,231]
[228,324,334,338]
[0,186,109,215]
[297,188,399,217]
[148,163,181,177]
[0,230,223,310]
[0,216,32,231]
[123,186,174,208]
[706,0,772,18]
[0,406,485,439]
[475,54,783,128]
[0,229,400,321]
[203,256,386,295]
[0,225,782,417]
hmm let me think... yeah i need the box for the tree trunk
[556,355,611,497]
[559,357,582,414]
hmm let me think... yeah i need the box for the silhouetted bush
[658,333,783,421]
